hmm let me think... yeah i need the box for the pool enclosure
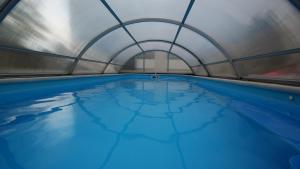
[0,1,300,169]
[0,0,299,84]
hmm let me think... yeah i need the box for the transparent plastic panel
[176,28,227,64]
[140,42,171,51]
[187,0,300,58]
[111,45,141,65]
[73,60,106,74]
[104,64,121,74]
[0,49,74,75]
[106,0,188,22]
[0,0,117,57]
[121,54,144,73]
[192,66,208,76]
[127,22,178,42]
[82,29,134,62]
[171,45,200,66]
[168,54,192,74]
[207,62,236,78]
[144,51,168,73]
[234,53,300,81]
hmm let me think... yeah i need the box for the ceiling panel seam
[167,0,195,74]
[100,0,144,52]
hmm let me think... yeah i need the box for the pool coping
[0,73,299,94]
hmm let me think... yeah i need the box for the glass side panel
[106,0,188,22]
[121,53,144,73]
[192,66,208,76]
[104,64,121,74]
[0,0,117,57]
[176,28,227,64]
[234,53,300,81]
[186,0,300,58]
[0,48,74,75]
[73,60,106,74]
[111,45,141,65]
[207,62,236,78]
[127,22,178,42]
[82,29,134,62]
[144,51,168,73]
[168,54,192,74]
[171,45,200,66]
[140,42,171,51]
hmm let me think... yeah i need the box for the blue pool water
[0,74,299,169]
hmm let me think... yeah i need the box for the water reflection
[72,79,228,169]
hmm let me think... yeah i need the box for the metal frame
[167,0,195,72]
[116,50,196,75]
[101,39,210,76]
[68,18,235,76]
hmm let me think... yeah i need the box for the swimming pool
[0,74,299,169]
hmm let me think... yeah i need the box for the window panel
[144,51,168,73]
[192,66,208,76]
[111,45,141,65]
[121,54,144,73]
[0,0,117,57]
[171,45,200,66]
[0,48,74,75]
[186,0,300,58]
[207,62,236,78]
[127,22,178,42]
[140,42,171,51]
[234,53,300,81]
[106,0,188,22]
[168,54,192,74]
[82,29,134,62]
[73,60,106,74]
[104,64,121,74]
[177,28,227,64]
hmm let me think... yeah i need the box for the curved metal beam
[69,18,239,78]
[113,50,196,75]
[102,39,210,76]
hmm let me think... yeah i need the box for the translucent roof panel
[186,0,300,58]
[82,29,134,62]
[140,42,171,51]
[127,22,178,42]
[0,0,117,57]
[171,45,201,67]
[111,45,141,65]
[176,28,227,64]
[106,0,188,22]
